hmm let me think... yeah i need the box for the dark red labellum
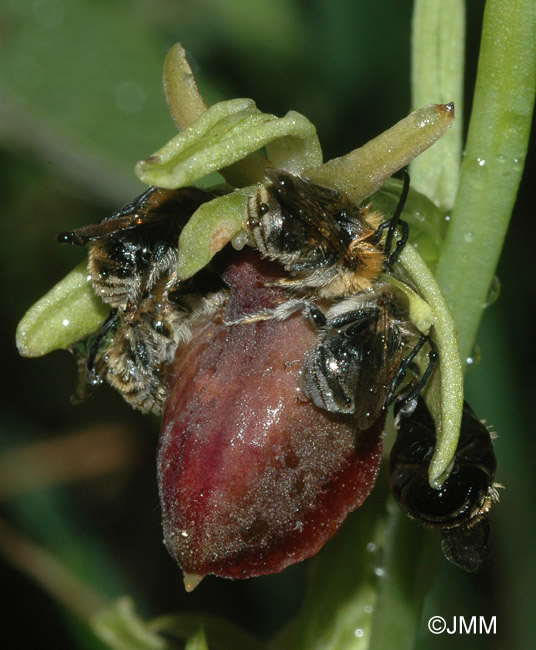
[158,253,384,585]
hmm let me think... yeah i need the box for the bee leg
[86,309,120,386]
[385,334,439,414]
[306,303,327,329]
[224,298,321,326]
[386,219,409,267]
[384,169,410,263]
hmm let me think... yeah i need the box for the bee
[59,186,227,414]
[241,170,433,426]
[389,397,501,572]
[302,282,437,428]
[245,169,409,298]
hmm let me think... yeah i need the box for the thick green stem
[435,0,536,361]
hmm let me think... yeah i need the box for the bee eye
[154,320,171,336]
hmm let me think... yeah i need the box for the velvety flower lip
[158,252,384,586]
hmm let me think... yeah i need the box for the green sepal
[16,261,109,358]
[135,98,322,188]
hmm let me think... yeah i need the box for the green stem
[410,0,465,210]
[435,0,536,361]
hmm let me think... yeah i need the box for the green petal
[177,189,251,280]
[135,98,322,188]
[163,43,207,131]
[16,261,109,358]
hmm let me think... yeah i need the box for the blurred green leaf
[0,0,178,200]
[152,612,266,650]
[92,598,170,650]
[0,1,171,153]
[185,625,209,650]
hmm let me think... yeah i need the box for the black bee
[245,169,408,298]
[58,186,227,414]
[242,170,432,427]
[303,283,437,428]
[389,397,500,572]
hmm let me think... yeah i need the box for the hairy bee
[242,170,432,427]
[245,169,408,298]
[59,186,227,414]
[389,397,500,572]
[303,283,437,428]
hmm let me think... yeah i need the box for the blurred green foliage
[1,1,534,649]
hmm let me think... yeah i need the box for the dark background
[1,1,534,648]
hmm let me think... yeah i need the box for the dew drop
[477,157,486,167]
[231,230,248,250]
[464,231,474,243]
[466,343,482,368]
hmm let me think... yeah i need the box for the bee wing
[304,305,403,429]
[440,518,491,573]
[57,186,213,246]
[352,308,404,429]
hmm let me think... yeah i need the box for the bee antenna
[384,169,410,267]
[56,230,88,246]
